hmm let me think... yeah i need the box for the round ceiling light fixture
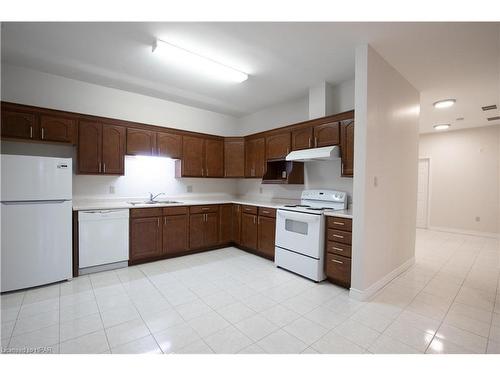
[433,99,456,109]
[433,124,451,131]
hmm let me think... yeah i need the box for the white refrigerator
[1,155,73,292]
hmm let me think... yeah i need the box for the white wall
[351,45,420,300]
[418,125,500,236]
[1,64,237,136]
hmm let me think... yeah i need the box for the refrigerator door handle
[1,200,70,205]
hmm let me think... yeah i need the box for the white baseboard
[427,226,498,239]
[349,257,415,301]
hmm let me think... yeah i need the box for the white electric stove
[274,189,347,282]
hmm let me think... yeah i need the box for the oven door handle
[277,210,320,223]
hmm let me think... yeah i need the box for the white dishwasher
[78,209,129,274]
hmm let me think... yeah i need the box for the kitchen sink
[127,200,182,206]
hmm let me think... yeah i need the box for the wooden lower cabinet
[241,213,258,249]
[189,205,220,249]
[219,204,233,245]
[163,214,188,255]
[232,204,242,244]
[325,216,352,288]
[257,215,276,258]
[130,216,162,262]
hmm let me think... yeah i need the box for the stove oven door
[275,209,324,259]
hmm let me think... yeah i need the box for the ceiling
[1,22,499,132]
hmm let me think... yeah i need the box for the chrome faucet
[148,192,165,203]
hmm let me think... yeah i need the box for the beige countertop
[72,196,302,211]
[323,207,353,219]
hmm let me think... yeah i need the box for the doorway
[416,158,430,229]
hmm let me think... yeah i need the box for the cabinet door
[163,214,188,255]
[340,119,354,177]
[78,121,102,174]
[291,127,313,151]
[130,216,162,262]
[182,136,205,177]
[258,216,276,258]
[1,110,37,140]
[224,138,245,177]
[102,124,125,175]
[245,137,265,177]
[232,204,241,244]
[40,115,76,144]
[205,139,224,177]
[126,128,156,156]
[189,213,205,249]
[266,132,291,160]
[313,122,340,147]
[157,132,182,159]
[205,212,219,247]
[219,204,233,244]
[241,213,258,250]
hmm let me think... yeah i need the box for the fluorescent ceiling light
[433,124,451,131]
[433,99,456,109]
[152,39,248,83]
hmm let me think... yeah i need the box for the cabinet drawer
[242,205,258,215]
[326,253,351,287]
[190,205,219,214]
[326,241,352,258]
[327,229,352,244]
[130,208,163,218]
[163,206,188,216]
[327,216,352,231]
[258,207,276,218]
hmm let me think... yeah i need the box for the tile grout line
[88,274,113,354]
[5,290,27,348]
[485,247,500,354]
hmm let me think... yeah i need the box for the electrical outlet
[109,185,115,194]
[186,185,193,193]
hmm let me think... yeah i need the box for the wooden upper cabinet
[313,122,340,147]
[130,216,163,262]
[205,139,224,177]
[157,132,182,159]
[224,138,245,177]
[291,127,313,151]
[340,119,354,177]
[163,214,188,255]
[126,128,156,156]
[266,132,291,160]
[245,137,265,178]
[1,110,38,140]
[78,121,102,174]
[101,124,125,175]
[258,215,276,258]
[40,115,76,144]
[181,136,205,177]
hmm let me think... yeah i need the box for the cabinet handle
[262,210,269,214]
[333,234,344,239]
[253,216,256,225]
[164,217,166,225]
[308,137,311,148]
[30,126,33,139]
[103,163,106,173]
[99,162,102,173]
[332,246,344,252]
[206,168,209,176]
[202,207,210,211]
[333,221,345,226]
[157,218,160,227]
[331,259,343,264]
[41,128,45,140]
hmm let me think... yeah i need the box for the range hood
[285,146,340,162]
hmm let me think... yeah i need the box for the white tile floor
[1,229,499,354]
